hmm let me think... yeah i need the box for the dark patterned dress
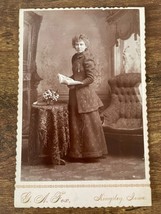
[68,49,108,159]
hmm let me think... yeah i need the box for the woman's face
[74,40,87,53]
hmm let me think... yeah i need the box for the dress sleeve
[77,56,96,89]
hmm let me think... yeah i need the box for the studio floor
[21,155,145,181]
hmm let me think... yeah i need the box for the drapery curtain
[107,9,140,47]
[114,34,141,75]
[106,10,141,75]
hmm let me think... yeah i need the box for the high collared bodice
[69,49,103,113]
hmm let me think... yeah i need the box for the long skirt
[68,90,108,159]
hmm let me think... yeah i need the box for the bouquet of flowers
[43,89,59,104]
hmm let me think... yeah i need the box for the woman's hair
[72,34,90,48]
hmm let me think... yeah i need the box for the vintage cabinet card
[15,7,151,208]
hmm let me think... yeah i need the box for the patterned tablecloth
[28,102,69,165]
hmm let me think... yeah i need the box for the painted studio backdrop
[22,9,141,162]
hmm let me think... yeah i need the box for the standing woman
[68,34,107,161]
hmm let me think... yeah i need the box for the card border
[15,7,151,208]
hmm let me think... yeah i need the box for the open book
[58,73,83,86]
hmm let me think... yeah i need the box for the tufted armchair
[101,73,144,156]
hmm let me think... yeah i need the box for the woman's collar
[76,48,89,58]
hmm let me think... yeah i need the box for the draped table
[28,102,70,165]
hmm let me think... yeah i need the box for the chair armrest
[103,125,143,134]
[101,102,120,126]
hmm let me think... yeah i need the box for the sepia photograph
[15,7,151,207]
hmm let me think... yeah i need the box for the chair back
[108,73,142,120]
